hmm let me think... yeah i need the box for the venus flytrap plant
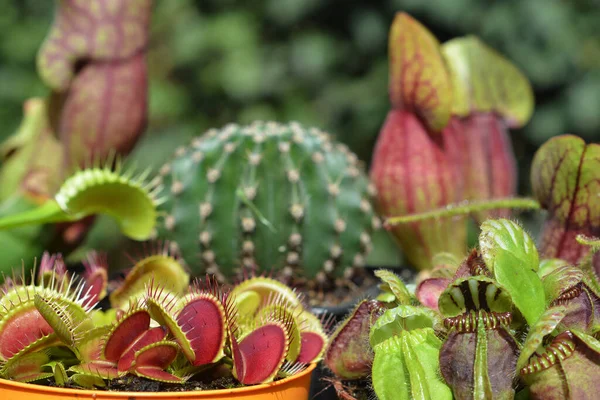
[0,159,163,246]
[0,253,327,390]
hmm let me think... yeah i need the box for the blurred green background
[1,0,599,265]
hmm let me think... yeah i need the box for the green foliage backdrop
[1,0,599,213]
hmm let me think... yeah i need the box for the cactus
[155,121,379,281]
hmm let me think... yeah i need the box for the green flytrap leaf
[372,330,452,400]
[370,305,441,348]
[479,219,545,325]
[531,135,600,264]
[374,269,413,305]
[0,161,161,240]
[442,36,534,127]
[517,306,566,371]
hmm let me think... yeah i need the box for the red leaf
[0,308,54,359]
[297,332,325,364]
[370,109,466,270]
[233,324,288,385]
[134,342,178,369]
[444,113,517,221]
[416,277,451,311]
[118,327,167,373]
[133,342,182,383]
[176,296,226,366]
[103,310,150,362]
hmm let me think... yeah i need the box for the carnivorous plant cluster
[0,247,327,388]
[324,219,600,400]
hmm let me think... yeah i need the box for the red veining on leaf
[370,109,465,269]
[324,300,385,379]
[55,53,148,169]
[532,135,600,263]
[37,0,152,90]
[445,113,517,221]
[388,13,451,131]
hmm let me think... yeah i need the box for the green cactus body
[156,121,379,280]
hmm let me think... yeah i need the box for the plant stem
[385,198,541,226]
[0,200,73,230]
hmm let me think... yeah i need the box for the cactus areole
[155,121,379,280]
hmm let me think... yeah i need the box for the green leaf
[370,305,440,348]
[388,12,452,131]
[442,36,534,127]
[479,219,545,325]
[371,330,452,400]
[517,306,566,371]
[374,269,413,305]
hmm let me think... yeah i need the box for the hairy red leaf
[118,327,167,373]
[176,296,226,366]
[297,332,326,364]
[103,310,150,362]
[232,324,289,385]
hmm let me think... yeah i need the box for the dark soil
[45,374,245,392]
[290,266,415,308]
[319,375,373,400]
[105,375,243,392]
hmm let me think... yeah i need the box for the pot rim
[0,363,316,397]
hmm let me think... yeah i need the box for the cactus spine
[156,121,379,281]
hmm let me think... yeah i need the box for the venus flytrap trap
[0,159,163,245]
[0,253,327,390]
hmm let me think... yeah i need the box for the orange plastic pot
[0,363,315,400]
